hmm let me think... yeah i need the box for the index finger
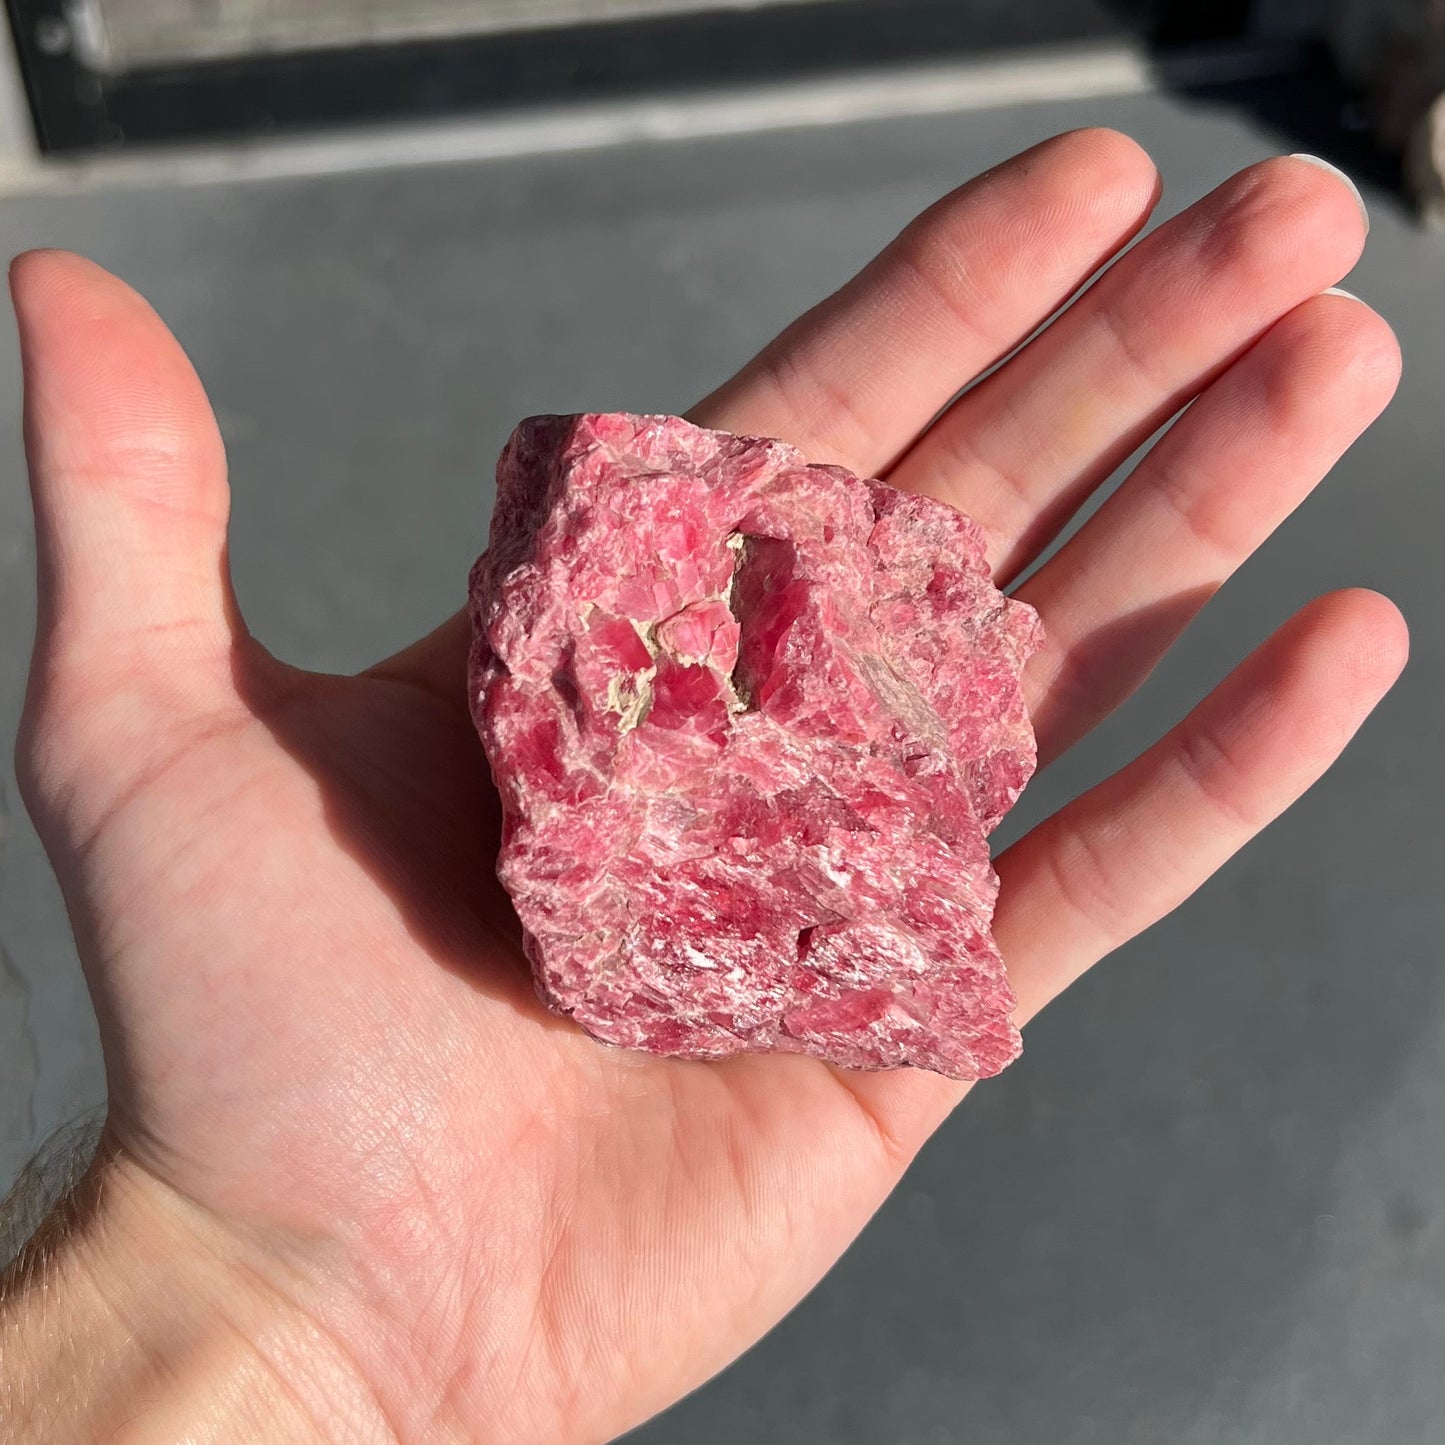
[376,131,1160,701]
[691,127,1160,476]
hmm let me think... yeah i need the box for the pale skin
[0,131,1409,1443]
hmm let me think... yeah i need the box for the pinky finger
[997,589,1409,1025]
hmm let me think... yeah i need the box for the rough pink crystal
[468,413,1043,1079]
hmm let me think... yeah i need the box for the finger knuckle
[1201,158,1363,283]
[1043,810,1137,953]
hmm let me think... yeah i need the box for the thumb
[12,251,248,817]
[15,250,240,650]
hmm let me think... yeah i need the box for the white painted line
[0,40,1305,197]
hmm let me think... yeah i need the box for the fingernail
[1322,285,1363,301]
[1289,153,1369,234]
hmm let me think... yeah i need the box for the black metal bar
[3,0,1257,157]
[6,0,112,150]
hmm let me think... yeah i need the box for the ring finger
[1020,289,1401,764]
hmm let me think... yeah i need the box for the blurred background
[0,2,1442,1442]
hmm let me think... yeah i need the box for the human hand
[0,131,1406,1443]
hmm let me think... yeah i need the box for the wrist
[1,1140,396,1443]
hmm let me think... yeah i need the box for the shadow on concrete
[1162,49,1401,199]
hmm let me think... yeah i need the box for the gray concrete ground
[0,80,1442,1444]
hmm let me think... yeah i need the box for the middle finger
[888,154,1369,584]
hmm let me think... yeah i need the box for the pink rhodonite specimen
[468,413,1043,1079]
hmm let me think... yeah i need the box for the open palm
[9,131,1405,1443]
